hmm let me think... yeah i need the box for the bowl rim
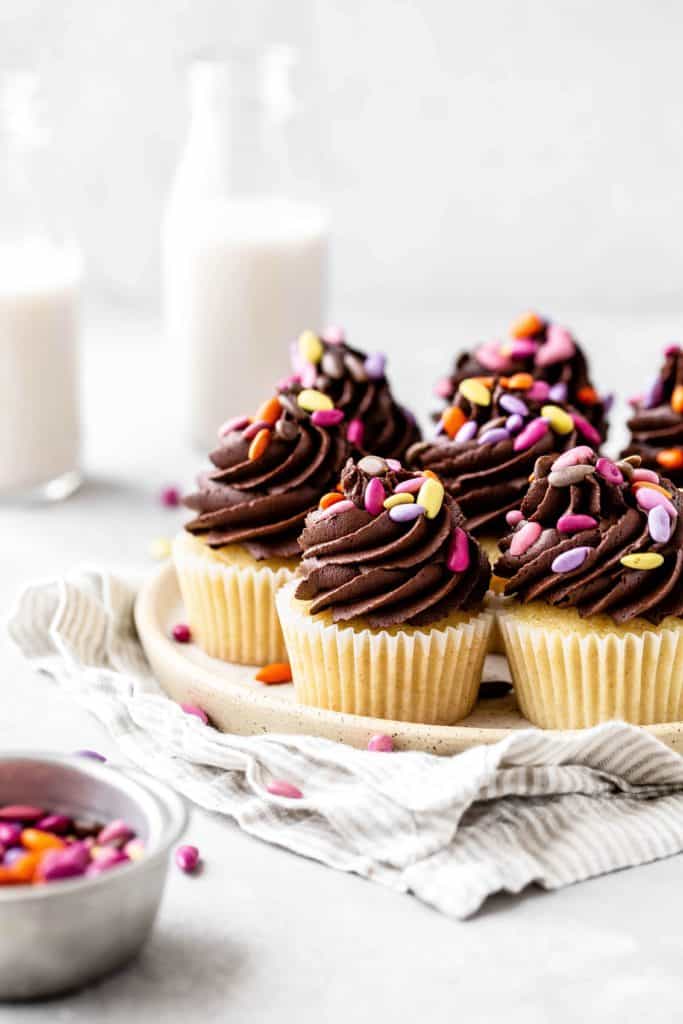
[0,751,188,902]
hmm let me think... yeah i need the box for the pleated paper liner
[276,580,493,725]
[498,603,683,729]
[173,532,296,664]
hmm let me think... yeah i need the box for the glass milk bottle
[0,72,82,501]
[162,50,328,450]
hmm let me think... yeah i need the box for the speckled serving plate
[135,562,683,755]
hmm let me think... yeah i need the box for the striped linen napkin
[7,568,683,919]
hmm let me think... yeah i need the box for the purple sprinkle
[36,814,71,835]
[364,352,387,379]
[477,427,509,445]
[648,505,672,544]
[455,420,478,444]
[548,382,568,403]
[389,503,426,523]
[3,846,25,866]
[505,414,524,434]
[499,394,529,417]
[75,750,107,763]
[551,546,592,573]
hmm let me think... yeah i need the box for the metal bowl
[0,752,188,1000]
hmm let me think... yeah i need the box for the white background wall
[2,0,683,316]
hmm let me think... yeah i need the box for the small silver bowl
[0,752,187,1000]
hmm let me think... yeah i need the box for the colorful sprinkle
[243,419,270,440]
[505,509,523,527]
[505,414,524,434]
[364,476,386,516]
[576,385,599,405]
[255,396,282,426]
[434,377,453,399]
[297,388,333,413]
[459,378,491,407]
[172,623,191,643]
[535,324,576,366]
[389,503,425,523]
[513,417,549,452]
[621,553,665,571]
[395,477,425,494]
[446,527,470,572]
[319,491,344,510]
[632,468,660,484]
[510,521,542,557]
[298,330,323,364]
[548,464,596,487]
[475,341,511,373]
[557,513,598,533]
[571,412,601,447]
[478,427,509,445]
[386,459,402,471]
[175,844,200,873]
[508,338,537,358]
[218,415,250,438]
[548,382,568,403]
[266,780,303,799]
[551,546,591,573]
[648,505,673,544]
[383,493,414,510]
[595,457,624,486]
[318,498,355,520]
[672,385,683,414]
[180,703,209,724]
[248,428,271,461]
[552,446,595,470]
[506,373,535,391]
[541,404,574,435]
[416,477,445,519]
[510,311,544,338]
[367,734,394,752]
[634,487,677,518]
[364,352,387,379]
[455,420,478,444]
[347,418,365,446]
[442,405,467,439]
[311,408,344,427]
[160,486,181,507]
[255,663,293,684]
[358,455,388,476]
[527,380,551,401]
[499,394,529,417]
[657,449,683,471]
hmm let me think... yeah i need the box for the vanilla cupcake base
[499,603,683,729]
[276,581,493,724]
[173,532,296,664]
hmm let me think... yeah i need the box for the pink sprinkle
[180,703,209,725]
[160,486,181,507]
[595,457,623,486]
[509,338,537,358]
[347,419,365,447]
[243,419,270,441]
[172,623,191,643]
[506,509,523,527]
[557,513,598,533]
[527,380,551,401]
[552,445,595,470]
[434,377,453,399]
[386,458,402,471]
[664,344,681,357]
[447,527,470,572]
[476,340,512,373]
[571,413,601,447]
[267,780,303,799]
[551,546,591,573]
[535,324,576,366]
[364,476,386,516]
[322,325,345,345]
[632,468,659,483]
[175,844,200,873]
[635,488,677,518]
[218,415,250,438]
[319,498,355,520]
[277,373,301,390]
[311,408,344,427]
[510,521,542,556]
[513,417,549,452]
[368,733,394,752]
[395,477,425,494]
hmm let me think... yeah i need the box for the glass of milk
[0,72,82,502]
[162,50,329,450]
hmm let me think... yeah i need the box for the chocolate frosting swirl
[295,457,491,628]
[435,312,609,440]
[621,345,683,487]
[184,398,348,560]
[282,329,421,461]
[408,377,596,535]
[494,450,683,625]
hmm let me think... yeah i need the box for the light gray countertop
[1,307,682,1023]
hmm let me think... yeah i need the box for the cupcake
[435,311,610,441]
[407,374,601,544]
[494,448,683,729]
[276,455,493,724]
[622,344,683,487]
[175,390,348,664]
[282,327,421,461]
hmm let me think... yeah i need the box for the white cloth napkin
[7,568,683,919]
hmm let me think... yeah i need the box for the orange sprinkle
[335,482,344,493]
[248,428,271,461]
[672,385,683,414]
[632,481,673,499]
[657,448,683,471]
[256,396,282,426]
[20,829,65,853]
[577,386,599,405]
[441,405,467,439]
[255,662,293,685]
[510,311,544,339]
[320,491,344,510]
[505,373,534,391]
[499,377,510,388]
[6,852,41,884]
[423,469,441,481]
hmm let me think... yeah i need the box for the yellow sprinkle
[541,404,574,435]
[621,553,665,571]
[459,378,491,407]
[383,492,415,510]
[297,388,334,413]
[298,329,323,365]
[417,477,445,519]
[149,537,172,560]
